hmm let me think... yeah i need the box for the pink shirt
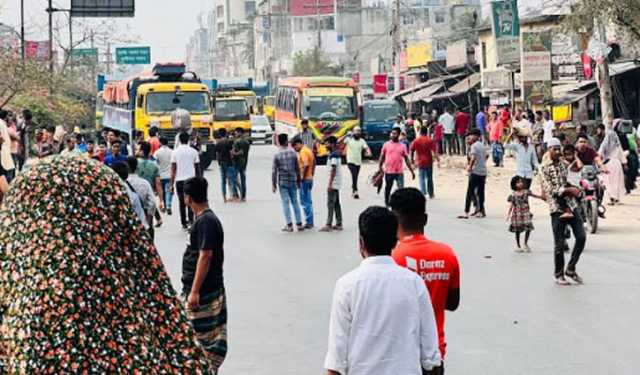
[382,141,407,174]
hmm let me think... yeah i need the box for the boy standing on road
[292,136,315,229]
[171,132,200,230]
[344,126,371,199]
[411,126,439,198]
[379,128,415,207]
[272,133,304,232]
[232,128,251,202]
[154,137,174,215]
[320,136,343,232]
[182,176,228,373]
[216,129,239,203]
[324,206,441,375]
[390,188,460,375]
[458,129,488,219]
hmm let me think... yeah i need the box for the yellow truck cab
[212,94,252,133]
[103,63,217,168]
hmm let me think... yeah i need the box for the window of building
[216,5,224,18]
[245,1,256,17]
[217,22,225,33]
[322,16,335,30]
[434,10,446,24]
[294,18,304,32]
[481,42,487,69]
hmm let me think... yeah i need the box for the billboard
[551,33,584,82]
[25,41,50,60]
[116,47,151,65]
[407,42,432,68]
[446,40,468,69]
[71,0,135,18]
[373,74,388,95]
[492,0,520,65]
[522,32,552,105]
[290,0,334,16]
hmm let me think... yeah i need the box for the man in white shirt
[325,206,441,375]
[542,110,556,148]
[439,107,455,156]
[154,137,174,215]
[171,132,200,230]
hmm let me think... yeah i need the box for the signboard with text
[492,0,520,65]
[373,74,388,95]
[25,41,50,60]
[446,40,468,69]
[71,0,135,17]
[407,42,432,68]
[482,69,512,91]
[71,48,99,63]
[551,33,584,81]
[116,47,150,65]
[522,32,552,105]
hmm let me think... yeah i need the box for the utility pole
[106,42,113,75]
[47,0,54,72]
[20,0,25,64]
[392,0,401,93]
[596,19,614,128]
[316,0,322,50]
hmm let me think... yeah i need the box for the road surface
[155,144,640,375]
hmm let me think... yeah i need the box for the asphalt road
[155,144,640,375]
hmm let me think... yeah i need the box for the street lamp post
[20,0,25,64]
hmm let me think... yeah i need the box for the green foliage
[566,0,640,41]
[292,48,343,77]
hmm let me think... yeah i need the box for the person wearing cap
[505,126,539,189]
[539,137,586,285]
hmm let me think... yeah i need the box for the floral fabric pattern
[0,155,210,373]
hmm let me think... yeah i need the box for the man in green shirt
[344,126,371,199]
[232,128,251,202]
[137,141,164,226]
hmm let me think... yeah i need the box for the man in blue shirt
[475,107,487,143]
[104,140,127,166]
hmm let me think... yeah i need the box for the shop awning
[392,73,467,99]
[427,73,481,100]
[609,61,640,76]
[551,86,597,106]
[403,83,444,103]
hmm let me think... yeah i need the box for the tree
[292,48,342,76]
[564,0,640,127]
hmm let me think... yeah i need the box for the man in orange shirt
[292,136,315,229]
[390,188,460,375]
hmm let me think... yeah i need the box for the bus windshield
[302,95,356,121]
[146,92,210,115]
[364,102,402,122]
[215,100,250,121]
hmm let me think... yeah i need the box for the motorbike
[579,165,605,234]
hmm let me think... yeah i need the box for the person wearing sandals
[508,176,544,253]
[458,129,488,219]
[320,136,343,232]
[540,138,586,285]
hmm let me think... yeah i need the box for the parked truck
[102,63,217,169]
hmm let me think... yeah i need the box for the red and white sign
[373,74,388,95]
[25,41,50,60]
[290,0,334,16]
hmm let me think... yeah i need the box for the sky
[0,0,212,62]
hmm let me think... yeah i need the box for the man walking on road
[539,138,586,285]
[320,136,343,232]
[232,128,251,202]
[292,136,315,229]
[136,141,164,228]
[126,156,157,239]
[411,126,439,198]
[154,137,174,215]
[390,188,460,375]
[272,134,304,232]
[458,129,488,219]
[439,107,455,156]
[505,127,539,189]
[324,206,441,375]
[181,176,228,373]
[216,129,238,203]
[171,132,200,230]
[379,128,415,207]
[344,126,371,199]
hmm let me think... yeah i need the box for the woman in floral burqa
[0,155,212,373]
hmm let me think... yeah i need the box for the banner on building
[25,41,51,60]
[373,74,388,95]
[446,40,468,69]
[492,0,520,65]
[522,32,552,105]
[290,0,334,16]
[551,33,583,81]
[482,69,512,91]
[407,42,432,68]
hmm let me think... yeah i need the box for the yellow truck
[212,94,252,134]
[103,63,217,168]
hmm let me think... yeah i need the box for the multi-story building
[211,0,257,77]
